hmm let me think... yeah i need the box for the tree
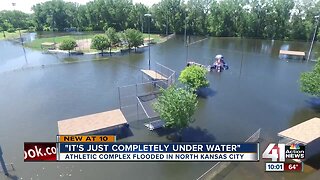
[300,59,320,97]
[32,0,78,31]
[0,10,32,30]
[105,27,120,55]
[153,86,198,140]
[124,28,144,52]
[179,65,209,91]
[59,38,77,55]
[0,27,5,38]
[91,34,111,56]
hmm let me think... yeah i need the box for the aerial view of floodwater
[0,33,319,179]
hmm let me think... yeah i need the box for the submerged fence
[196,128,261,180]
[118,80,165,122]
[118,62,175,122]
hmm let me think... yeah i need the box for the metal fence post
[0,145,9,176]
[118,87,121,109]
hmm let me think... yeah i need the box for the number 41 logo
[262,143,285,162]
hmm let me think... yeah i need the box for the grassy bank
[25,33,167,52]
[24,34,99,50]
[0,30,28,40]
[142,34,164,43]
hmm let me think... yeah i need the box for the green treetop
[124,28,144,52]
[59,38,77,55]
[300,59,320,97]
[105,27,120,55]
[91,34,111,56]
[153,86,198,140]
[179,65,209,91]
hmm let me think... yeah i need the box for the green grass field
[24,34,98,50]
[24,33,166,51]
[0,30,28,40]
[142,34,164,43]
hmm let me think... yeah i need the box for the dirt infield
[75,39,92,51]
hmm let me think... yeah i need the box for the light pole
[144,13,151,70]
[12,2,23,45]
[166,13,169,36]
[307,15,320,61]
[141,14,143,33]
[184,8,188,63]
[184,8,188,46]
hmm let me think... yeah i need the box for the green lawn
[24,32,167,51]
[0,30,28,40]
[24,34,99,50]
[142,34,164,43]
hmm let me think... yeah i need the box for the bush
[153,85,198,138]
[7,28,16,33]
[83,27,93,32]
[179,65,209,91]
[59,39,77,55]
[123,29,144,52]
[43,26,51,31]
[91,34,111,56]
[28,27,36,32]
[300,59,320,97]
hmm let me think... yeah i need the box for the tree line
[1,0,320,41]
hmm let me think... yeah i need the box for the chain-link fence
[118,80,164,122]
[119,63,175,123]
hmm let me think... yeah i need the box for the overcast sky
[0,0,161,13]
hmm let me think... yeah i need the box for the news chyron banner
[24,135,259,162]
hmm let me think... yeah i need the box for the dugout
[118,62,175,129]
[278,117,320,162]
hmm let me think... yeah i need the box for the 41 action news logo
[262,143,305,162]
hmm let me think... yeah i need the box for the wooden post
[0,145,9,176]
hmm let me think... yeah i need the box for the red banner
[24,143,57,161]
[284,163,303,172]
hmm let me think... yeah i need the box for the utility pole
[186,36,189,64]
[144,14,152,70]
[184,8,188,46]
[166,15,168,36]
[185,8,188,63]
[307,15,319,61]
[12,2,23,45]
[141,14,143,33]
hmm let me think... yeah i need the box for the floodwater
[0,34,319,180]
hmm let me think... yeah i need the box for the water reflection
[289,107,320,127]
